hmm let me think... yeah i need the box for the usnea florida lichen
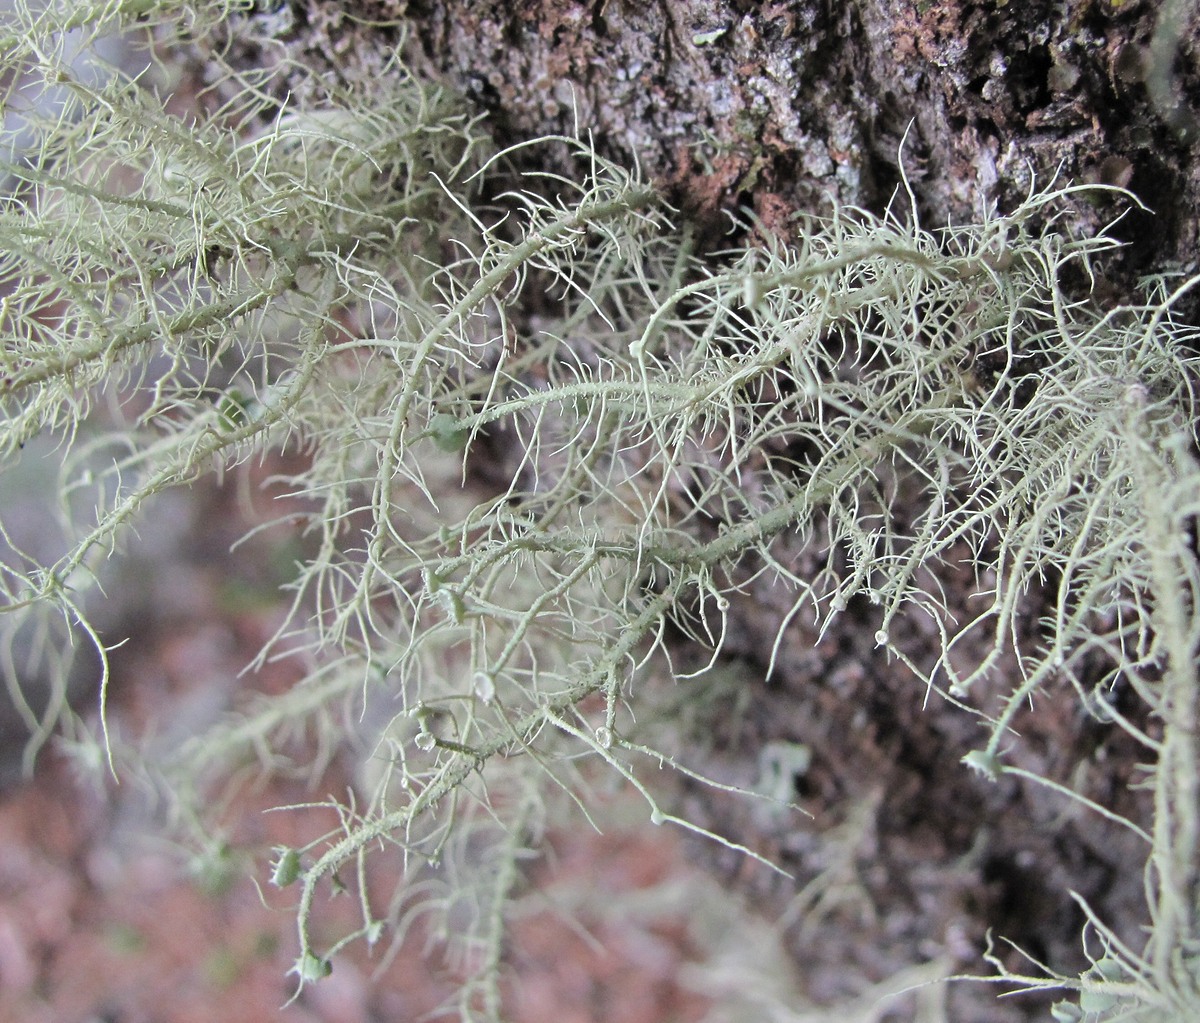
[1,3,1198,1020]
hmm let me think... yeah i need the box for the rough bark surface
[281,0,1200,281]
[222,1,1200,1019]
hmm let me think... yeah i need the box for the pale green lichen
[1,2,1199,1020]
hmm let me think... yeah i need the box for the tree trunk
[292,0,1200,281]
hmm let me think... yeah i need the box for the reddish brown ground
[0,738,716,1023]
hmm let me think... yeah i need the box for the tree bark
[288,0,1200,285]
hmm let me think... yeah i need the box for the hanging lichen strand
[0,4,1197,1020]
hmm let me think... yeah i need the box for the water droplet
[594,726,613,749]
[414,731,436,752]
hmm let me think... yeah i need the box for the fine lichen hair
[1,2,1199,1020]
